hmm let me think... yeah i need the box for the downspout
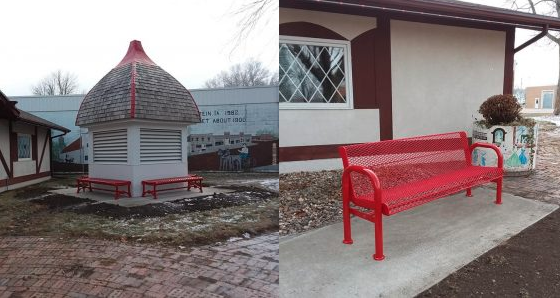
[514,25,549,53]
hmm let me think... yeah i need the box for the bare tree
[32,70,79,96]
[229,0,276,54]
[204,59,275,88]
[509,0,560,115]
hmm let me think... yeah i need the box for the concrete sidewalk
[51,186,234,207]
[280,188,557,298]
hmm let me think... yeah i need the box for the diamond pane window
[279,37,353,109]
[17,134,31,160]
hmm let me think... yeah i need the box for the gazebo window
[140,128,182,163]
[92,129,127,163]
[279,36,353,109]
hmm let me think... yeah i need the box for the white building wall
[279,110,380,173]
[390,20,505,139]
[87,120,191,197]
[280,110,380,147]
[0,120,9,180]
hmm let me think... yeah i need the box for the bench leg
[373,211,385,261]
[466,188,472,197]
[342,192,353,245]
[495,177,503,204]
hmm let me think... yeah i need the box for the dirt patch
[418,208,560,297]
[30,189,274,219]
[31,195,95,209]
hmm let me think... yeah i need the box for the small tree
[204,59,275,88]
[32,70,79,96]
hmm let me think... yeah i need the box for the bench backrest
[339,132,471,195]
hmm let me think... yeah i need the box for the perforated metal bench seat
[354,166,503,215]
[339,131,504,261]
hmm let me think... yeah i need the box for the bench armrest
[470,142,503,169]
[342,165,382,194]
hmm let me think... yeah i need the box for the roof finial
[116,40,156,67]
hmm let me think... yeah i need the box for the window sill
[279,104,354,110]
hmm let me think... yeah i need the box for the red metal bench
[339,131,503,261]
[141,174,203,199]
[76,176,131,200]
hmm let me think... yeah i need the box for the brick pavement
[0,233,278,297]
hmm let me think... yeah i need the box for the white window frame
[279,35,354,110]
[17,133,32,161]
[540,90,554,109]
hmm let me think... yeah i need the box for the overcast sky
[0,0,557,96]
[0,0,278,96]
[460,0,558,89]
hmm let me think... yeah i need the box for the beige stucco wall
[391,20,505,138]
[0,119,9,180]
[279,8,376,40]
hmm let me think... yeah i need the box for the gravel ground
[280,170,342,235]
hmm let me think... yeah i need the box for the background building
[0,90,69,192]
[11,86,278,172]
[524,85,556,111]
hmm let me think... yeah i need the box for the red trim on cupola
[117,40,156,67]
[117,40,154,119]
[130,63,137,118]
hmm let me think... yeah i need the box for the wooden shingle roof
[76,40,201,126]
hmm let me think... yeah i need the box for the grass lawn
[0,174,278,247]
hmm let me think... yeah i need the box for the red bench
[141,174,203,199]
[339,131,503,261]
[76,176,131,200]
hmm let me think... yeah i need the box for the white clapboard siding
[93,129,128,163]
[140,128,182,163]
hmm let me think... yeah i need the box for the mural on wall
[472,124,538,173]
[188,104,279,171]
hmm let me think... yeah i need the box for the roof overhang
[17,110,70,133]
[0,88,70,133]
[0,90,19,119]
[280,0,560,31]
